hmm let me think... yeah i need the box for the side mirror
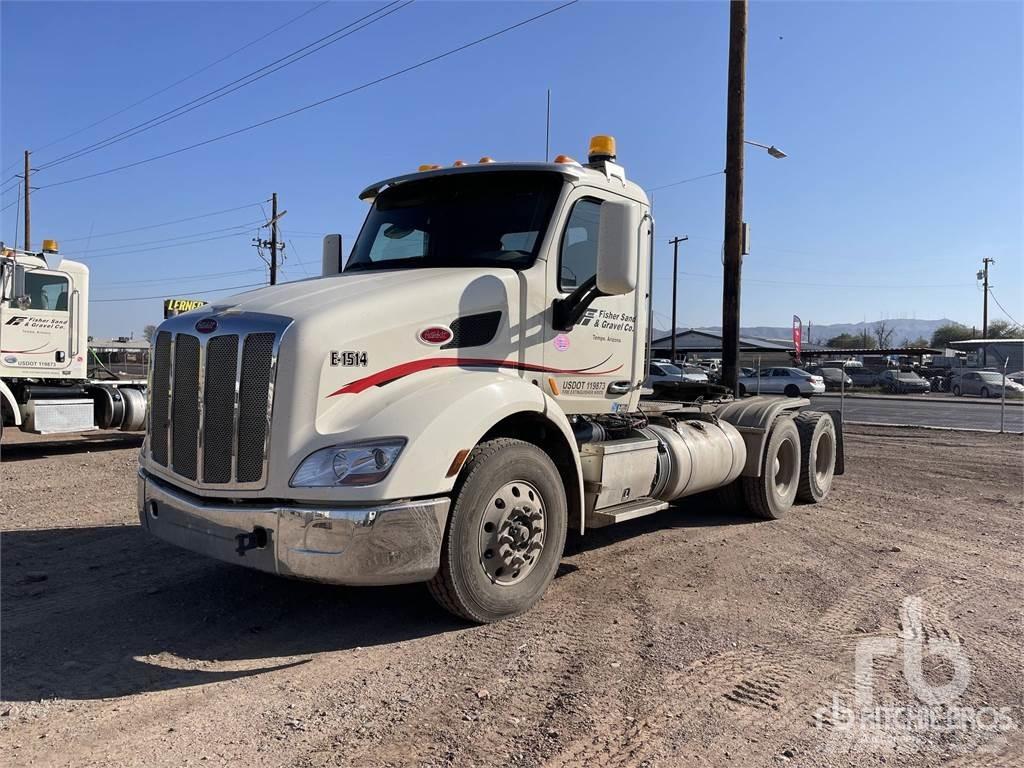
[595,200,638,295]
[322,234,343,276]
[12,263,27,305]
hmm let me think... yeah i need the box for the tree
[142,324,157,343]
[826,333,875,350]
[931,322,973,348]
[987,319,1023,339]
[900,336,930,348]
[873,321,895,348]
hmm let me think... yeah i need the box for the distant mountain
[652,319,964,346]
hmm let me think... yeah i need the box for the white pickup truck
[138,136,843,622]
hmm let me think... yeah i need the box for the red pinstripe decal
[327,357,623,397]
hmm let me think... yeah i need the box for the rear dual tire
[741,417,801,519]
[794,411,836,503]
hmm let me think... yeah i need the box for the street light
[744,139,787,159]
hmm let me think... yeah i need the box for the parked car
[847,368,881,388]
[806,365,854,392]
[645,362,708,386]
[951,370,1024,399]
[876,369,931,394]
[737,367,825,397]
[1007,370,1024,386]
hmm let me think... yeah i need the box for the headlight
[290,439,406,487]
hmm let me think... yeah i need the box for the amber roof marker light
[587,135,616,163]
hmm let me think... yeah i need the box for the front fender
[309,370,582,509]
[0,380,21,426]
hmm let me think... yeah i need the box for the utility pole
[668,235,688,364]
[720,0,747,395]
[252,193,287,285]
[23,150,31,251]
[270,192,279,286]
[980,257,994,366]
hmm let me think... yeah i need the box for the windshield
[659,364,683,375]
[347,171,563,273]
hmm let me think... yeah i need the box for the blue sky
[2,0,1021,338]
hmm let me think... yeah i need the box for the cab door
[541,191,643,415]
[0,268,75,376]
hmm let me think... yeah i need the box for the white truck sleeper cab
[139,136,843,622]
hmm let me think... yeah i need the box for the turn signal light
[477,156,496,164]
[553,154,578,165]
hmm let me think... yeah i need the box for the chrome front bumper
[138,471,450,586]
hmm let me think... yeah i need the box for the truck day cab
[1,242,147,440]
[139,136,843,623]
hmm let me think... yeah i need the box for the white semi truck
[0,242,147,440]
[138,136,843,623]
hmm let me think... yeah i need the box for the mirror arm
[552,275,607,332]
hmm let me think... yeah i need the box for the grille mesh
[202,334,239,483]
[236,333,275,483]
[150,332,172,466]
[171,334,200,480]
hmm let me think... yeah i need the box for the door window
[10,272,69,311]
[559,199,602,291]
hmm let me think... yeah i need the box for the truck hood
[208,267,523,445]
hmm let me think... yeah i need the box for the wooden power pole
[23,150,31,251]
[270,192,279,286]
[668,235,688,364]
[721,0,747,395]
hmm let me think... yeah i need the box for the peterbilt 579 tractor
[1,242,147,441]
[138,136,842,623]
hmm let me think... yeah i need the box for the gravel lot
[1,426,1022,767]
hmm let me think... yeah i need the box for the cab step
[585,497,669,528]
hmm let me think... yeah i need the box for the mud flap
[822,409,845,476]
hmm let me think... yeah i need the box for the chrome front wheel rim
[478,480,546,586]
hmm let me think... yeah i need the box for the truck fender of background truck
[309,367,585,529]
[0,379,22,426]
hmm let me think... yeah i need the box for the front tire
[952,385,962,397]
[795,412,836,503]
[738,383,747,397]
[741,417,801,520]
[428,438,567,623]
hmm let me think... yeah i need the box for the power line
[37,0,580,190]
[67,220,263,254]
[646,170,724,193]
[989,290,1021,326]
[37,1,412,172]
[60,203,264,241]
[102,267,265,286]
[677,270,968,290]
[66,229,259,260]
[0,1,333,177]
[92,281,265,303]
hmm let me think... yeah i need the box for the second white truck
[138,136,843,622]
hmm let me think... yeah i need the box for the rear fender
[712,395,807,477]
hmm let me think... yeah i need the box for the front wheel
[428,438,567,623]
[952,385,962,397]
[738,383,747,397]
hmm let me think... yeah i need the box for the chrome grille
[171,335,200,480]
[202,334,238,483]
[237,333,275,483]
[150,332,172,466]
[146,316,288,490]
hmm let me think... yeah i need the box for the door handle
[607,380,631,395]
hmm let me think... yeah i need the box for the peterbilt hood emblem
[195,317,218,333]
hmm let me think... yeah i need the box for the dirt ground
[1,426,1021,767]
